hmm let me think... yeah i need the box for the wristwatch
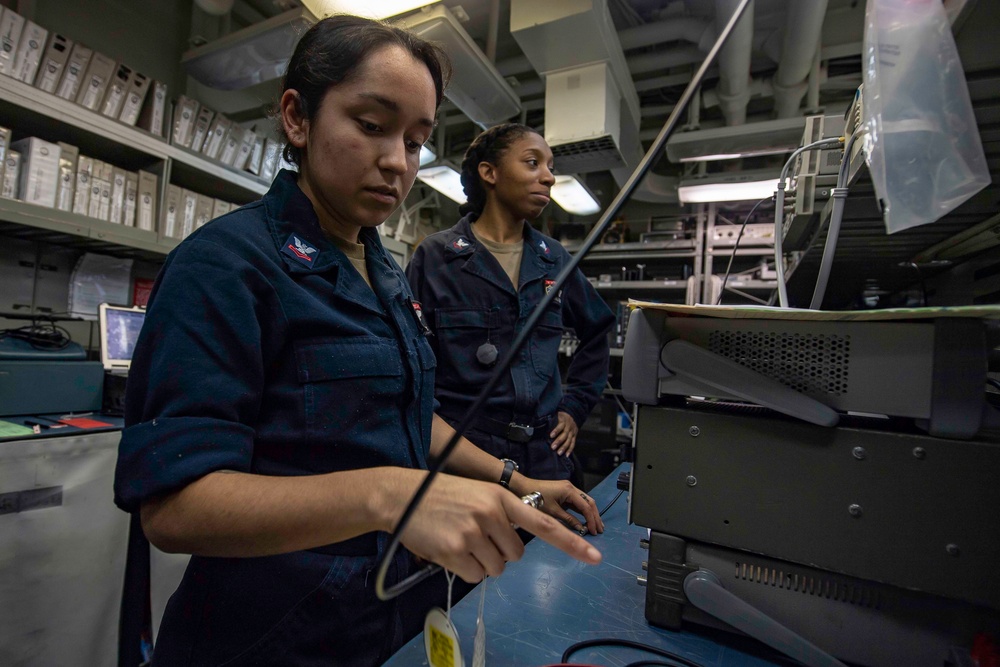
[498,458,519,489]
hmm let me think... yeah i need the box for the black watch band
[498,458,518,489]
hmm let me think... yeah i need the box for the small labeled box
[172,96,199,148]
[247,133,265,175]
[73,155,93,215]
[189,106,215,153]
[161,183,182,237]
[101,63,133,119]
[0,8,26,78]
[136,170,157,231]
[136,80,167,137]
[56,142,78,212]
[123,171,138,227]
[55,42,93,101]
[232,129,255,170]
[118,72,150,126]
[212,198,230,219]
[0,125,11,183]
[260,139,280,182]
[202,115,231,160]
[13,20,47,84]
[218,126,244,165]
[87,159,105,218]
[195,193,214,231]
[34,33,72,93]
[180,188,198,238]
[76,51,116,111]
[1,150,21,199]
[110,167,127,224]
[10,137,60,208]
[97,161,112,220]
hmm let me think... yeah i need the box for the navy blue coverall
[406,214,615,481]
[114,170,442,666]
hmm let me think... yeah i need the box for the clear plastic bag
[863,0,990,234]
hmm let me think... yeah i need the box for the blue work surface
[385,464,784,667]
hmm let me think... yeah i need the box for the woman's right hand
[388,471,602,583]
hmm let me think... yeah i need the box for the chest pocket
[434,308,499,387]
[295,337,405,445]
[528,304,564,380]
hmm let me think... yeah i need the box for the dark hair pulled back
[278,14,451,166]
[458,123,541,217]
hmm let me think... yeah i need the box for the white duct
[714,0,754,125]
[772,0,828,118]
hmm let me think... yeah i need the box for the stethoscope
[375,0,755,602]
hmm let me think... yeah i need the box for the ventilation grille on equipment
[551,135,626,174]
[708,331,851,398]
[734,561,881,609]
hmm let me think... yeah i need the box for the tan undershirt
[328,234,372,289]
[471,224,524,290]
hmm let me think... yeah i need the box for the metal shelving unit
[0,74,268,259]
[701,202,778,305]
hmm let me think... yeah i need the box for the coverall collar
[263,169,401,315]
[444,213,555,294]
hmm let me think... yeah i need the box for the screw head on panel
[686,475,698,487]
[849,504,863,517]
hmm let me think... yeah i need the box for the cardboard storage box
[101,63,133,119]
[55,141,78,212]
[118,72,150,126]
[34,32,72,93]
[161,184,182,238]
[136,170,157,231]
[55,42,92,100]
[76,51,116,111]
[13,20,47,84]
[0,8,25,77]
[1,150,21,199]
[10,137,60,208]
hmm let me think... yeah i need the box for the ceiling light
[301,0,441,19]
[551,176,601,215]
[417,165,466,204]
[678,171,781,204]
[666,117,806,163]
[397,5,521,127]
[419,145,437,167]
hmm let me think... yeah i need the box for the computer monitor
[98,303,146,373]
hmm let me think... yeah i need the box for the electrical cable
[599,489,624,517]
[716,196,772,305]
[373,0,756,602]
[560,638,704,667]
[809,127,868,309]
[773,136,844,308]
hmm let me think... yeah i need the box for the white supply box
[109,167,127,224]
[56,141,78,212]
[161,184,182,238]
[10,137,60,208]
[0,126,10,184]
[1,150,20,199]
[118,72,150,126]
[13,20,47,84]
[56,43,93,101]
[137,80,167,137]
[171,96,199,148]
[73,155,93,215]
[202,115,231,160]
[136,170,157,231]
[123,172,138,227]
[194,193,213,231]
[76,52,116,111]
[101,63,133,119]
[180,188,197,237]
[0,8,25,77]
[189,106,214,153]
[34,33,72,93]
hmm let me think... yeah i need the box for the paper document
[68,253,133,320]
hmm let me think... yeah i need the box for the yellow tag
[424,606,463,667]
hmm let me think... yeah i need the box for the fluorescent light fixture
[419,144,437,167]
[552,176,601,215]
[678,171,781,204]
[302,0,441,19]
[666,117,806,163]
[397,6,521,126]
[417,165,466,204]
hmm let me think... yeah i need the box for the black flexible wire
[716,196,772,306]
[373,0,756,602]
[560,638,704,667]
[987,378,1000,392]
[599,489,624,517]
[625,661,688,667]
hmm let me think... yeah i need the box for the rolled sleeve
[115,417,254,512]
[113,237,277,513]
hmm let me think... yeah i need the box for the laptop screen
[99,304,146,371]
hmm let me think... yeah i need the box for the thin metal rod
[374,0,756,601]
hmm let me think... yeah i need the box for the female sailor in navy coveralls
[407,124,615,482]
[113,17,602,667]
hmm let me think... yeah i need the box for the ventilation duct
[510,0,640,175]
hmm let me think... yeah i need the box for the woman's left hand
[549,411,579,457]
[519,477,604,536]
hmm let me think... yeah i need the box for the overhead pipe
[618,16,715,51]
[714,0,755,125]
[772,0,828,118]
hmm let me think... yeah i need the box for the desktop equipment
[98,303,145,415]
[622,303,1000,667]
